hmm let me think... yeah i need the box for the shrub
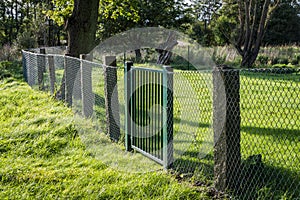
[212,51,226,65]
[257,55,269,65]
[278,58,289,65]
[16,32,37,50]
[0,61,22,79]
[0,44,20,61]
[291,59,299,65]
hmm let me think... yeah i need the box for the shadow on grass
[172,147,300,199]
[242,126,300,142]
[236,160,300,199]
[170,124,300,199]
[94,93,106,109]
[240,68,300,83]
[174,117,211,129]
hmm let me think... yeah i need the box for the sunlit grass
[0,62,209,199]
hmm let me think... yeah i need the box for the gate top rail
[131,66,164,73]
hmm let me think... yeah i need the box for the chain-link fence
[22,48,300,199]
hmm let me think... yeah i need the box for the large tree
[214,0,281,67]
[236,0,281,67]
[66,0,99,57]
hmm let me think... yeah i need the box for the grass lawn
[8,55,300,199]
[88,63,300,199]
[0,61,213,199]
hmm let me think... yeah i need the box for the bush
[212,51,226,65]
[257,55,269,65]
[0,44,20,61]
[0,61,22,79]
[291,59,299,65]
[278,58,289,65]
[16,32,37,49]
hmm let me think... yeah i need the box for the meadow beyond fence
[22,48,300,200]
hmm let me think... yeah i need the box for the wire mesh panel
[22,51,38,88]
[238,68,300,199]
[172,70,214,176]
[22,49,300,199]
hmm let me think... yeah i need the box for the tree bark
[66,0,100,57]
[56,0,99,101]
[156,32,178,65]
[135,49,142,62]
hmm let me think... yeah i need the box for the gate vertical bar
[125,61,133,151]
[162,66,174,169]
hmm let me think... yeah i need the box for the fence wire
[22,49,300,200]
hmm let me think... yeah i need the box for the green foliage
[0,61,22,79]
[0,45,20,62]
[47,0,74,26]
[264,2,300,45]
[16,32,37,49]
[210,0,239,46]
[211,15,237,46]
[257,55,269,66]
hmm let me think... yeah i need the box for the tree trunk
[56,0,99,101]
[241,51,259,68]
[234,0,280,68]
[156,32,178,65]
[66,0,100,57]
[135,49,142,62]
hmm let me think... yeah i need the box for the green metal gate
[124,62,173,169]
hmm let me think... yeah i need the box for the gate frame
[124,62,173,169]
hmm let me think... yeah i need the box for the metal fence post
[125,61,133,151]
[213,65,241,192]
[48,55,56,95]
[80,54,93,118]
[162,66,174,169]
[37,48,46,90]
[104,56,121,141]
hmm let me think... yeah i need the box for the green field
[0,62,211,199]
[88,64,300,199]
[2,59,299,199]
[87,64,300,199]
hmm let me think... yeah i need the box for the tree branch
[246,0,258,53]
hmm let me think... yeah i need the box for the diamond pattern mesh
[22,49,300,199]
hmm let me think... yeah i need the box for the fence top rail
[22,49,108,68]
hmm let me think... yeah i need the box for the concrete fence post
[37,48,46,90]
[213,65,241,192]
[80,54,94,118]
[22,51,28,83]
[162,66,174,169]
[48,55,56,95]
[104,56,121,142]
[125,61,133,151]
[65,54,80,106]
